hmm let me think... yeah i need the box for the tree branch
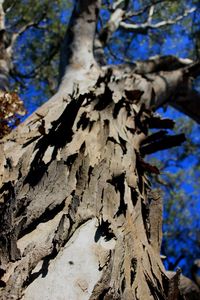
[58,0,100,84]
[106,56,200,123]
[120,7,196,33]
[134,55,193,74]
[170,89,200,124]
[124,0,166,19]
[140,134,186,155]
[95,2,195,65]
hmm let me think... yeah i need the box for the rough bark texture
[0,63,171,300]
[0,0,200,299]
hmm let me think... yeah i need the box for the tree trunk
[0,1,199,299]
[0,65,170,300]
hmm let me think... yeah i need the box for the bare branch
[4,0,18,14]
[99,8,125,46]
[120,7,196,33]
[112,0,124,10]
[134,55,193,74]
[124,0,167,19]
[140,134,186,155]
[95,2,195,66]
[59,0,100,84]
[170,89,200,124]
[108,55,200,123]
[148,4,155,24]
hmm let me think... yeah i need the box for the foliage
[0,91,26,139]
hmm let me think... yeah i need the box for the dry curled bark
[0,0,200,299]
[0,65,171,300]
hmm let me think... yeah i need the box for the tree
[0,0,200,299]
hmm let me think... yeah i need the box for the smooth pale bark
[0,1,11,91]
[0,1,200,299]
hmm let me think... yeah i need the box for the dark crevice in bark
[0,268,6,279]
[19,200,66,238]
[94,86,113,111]
[94,220,116,242]
[0,233,21,263]
[96,68,113,87]
[137,174,143,194]
[80,141,86,152]
[15,197,31,218]
[107,136,118,145]
[135,104,149,134]
[153,273,165,299]
[147,252,153,270]
[125,89,144,104]
[77,112,90,130]
[4,157,12,169]
[88,166,94,185]
[89,120,95,131]
[53,214,70,250]
[0,183,22,263]
[22,135,41,148]
[118,135,127,154]
[141,201,150,241]
[113,98,125,118]
[0,180,14,208]
[98,287,111,300]
[107,173,127,217]
[126,126,136,135]
[68,192,81,219]
[130,258,137,286]
[121,276,126,293]
[24,93,89,187]
[145,274,166,300]
[76,165,83,182]
[0,279,6,287]
[167,268,182,300]
[135,155,144,194]
[130,188,138,206]
[148,254,167,296]
[162,273,171,298]
[135,287,139,300]
[65,153,78,170]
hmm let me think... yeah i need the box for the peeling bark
[0,64,179,300]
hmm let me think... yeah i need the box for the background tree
[0,0,200,299]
